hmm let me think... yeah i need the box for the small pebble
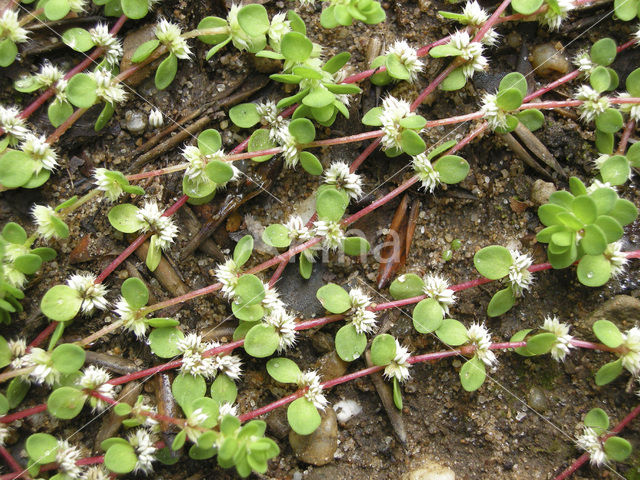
[530,179,556,205]
[403,460,456,480]
[528,386,549,412]
[289,408,338,465]
[333,399,362,424]
[530,43,570,78]
[125,110,147,135]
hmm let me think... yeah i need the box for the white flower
[385,40,424,83]
[7,338,26,364]
[0,424,10,447]
[155,19,191,59]
[0,9,28,43]
[448,30,487,78]
[149,108,163,128]
[379,96,412,152]
[508,250,534,297]
[605,241,628,278]
[66,273,109,314]
[184,408,208,442]
[384,340,411,382]
[274,123,300,169]
[131,397,160,432]
[76,366,115,411]
[215,258,240,299]
[34,63,64,88]
[89,24,123,66]
[0,105,28,143]
[617,92,640,122]
[466,322,497,367]
[177,333,217,378]
[635,24,640,46]
[324,162,363,199]
[422,274,456,315]
[256,100,284,136]
[20,133,58,173]
[541,315,574,361]
[480,93,509,131]
[461,1,488,25]
[128,429,157,474]
[94,168,124,202]
[115,297,147,338]
[351,308,378,335]
[264,308,298,351]
[182,145,209,185]
[621,327,640,376]
[576,426,607,466]
[211,352,243,380]
[228,3,262,52]
[575,85,610,123]
[31,205,64,240]
[586,179,616,194]
[574,51,594,77]
[90,69,127,105]
[412,153,441,192]
[313,220,346,251]
[541,0,574,30]
[85,466,109,480]
[284,215,312,242]
[56,439,83,479]
[68,0,87,12]
[136,201,179,250]
[268,12,291,50]
[298,371,328,410]
[218,402,238,421]
[348,287,371,309]
[262,283,285,314]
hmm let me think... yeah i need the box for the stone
[403,460,456,480]
[587,295,640,330]
[527,386,549,412]
[289,408,338,465]
[315,351,348,380]
[125,110,147,135]
[530,179,556,206]
[530,43,570,77]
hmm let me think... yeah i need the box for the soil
[1,0,639,479]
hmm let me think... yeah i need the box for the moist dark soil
[1,0,639,479]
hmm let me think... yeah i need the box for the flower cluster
[184,408,209,442]
[0,104,28,145]
[617,92,640,122]
[31,205,64,240]
[422,273,456,315]
[66,272,110,314]
[324,162,363,199]
[0,9,28,44]
[448,30,487,78]
[298,370,328,410]
[256,100,286,140]
[480,93,509,131]
[412,153,441,192]
[575,85,610,123]
[575,426,607,466]
[460,1,499,45]
[268,12,291,50]
[348,288,377,335]
[76,365,116,411]
[574,51,595,78]
[541,316,574,362]
[313,219,345,250]
[90,69,128,105]
[379,96,413,151]
[466,322,497,367]
[605,241,628,278]
[21,133,59,173]
[215,258,241,299]
[620,326,640,376]
[114,297,147,338]
[263,308,298,351]
[128,429,157,474]
[149,108,163,128]
[385,40,424,83]
[273,122,301,169]
[507,250,534,297]
[94,168,123,202]
[177,333,242,380]
[541,0,574,31]
[155,19,192,59]
[89,24,123,66]
[135,201,179,250]
[56,439,83,479]
[23,347,59,385]
[383,339,411,382]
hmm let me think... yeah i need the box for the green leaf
[232,235,253,268]
[627,141,640,167]
[595,215,623,243]
[584,408,609,435]
[392,377,402,409]
[287,397,321,435]
[94,102,115,132]
[600,155,630,186]
[210,374,237,405]
[389,273,424,300]
[156,53,178,90]
[342,236,370,256]
[590,37,617,66]
[323,51,350,74]
[427,140,457,160]
[266,357,301,383]
[473,245,512,279]
[14,254,42,275]
[248,129,276,162]
[121,0,149,19]
[41,285,82,322]
[198,129,222,155]
[206,37,232,60]
[581,224,607,255]
[66,73,97,108]
[370,334,397,366]
[48,100,74,128]
[229,103,260,129]
[412,298,444,334]
[459,356,486,392]
[510,329,535,356]
[430,45,463,58]
[595,359,623,385]
[172,374,206,411]
[577,254,611,287]
[316,187,347,222]
[496,88,524,111]
[289,118,315,144]
[385,53,410,80]
[595,108,623,134]
[604,436,632,461]
[280,32,312,62]
[47,387,86,419]
[590,66,612,93]
[592,319,623,347]
[609,198,638,226]
[516,109,544,131]
[51,344,85,373]
[62,28,95,52]
[435,318,468,346]
[232,302,264,322]
[2,222,26,243]
[299,254,313,279]
[511,0,544,14]
[399,129,425,156]
[197,16,229,45]
[487,286,516,317]
[0,39,17,67]
[121,277,149,309]
[44,0,70,21]
[362,107,383,126]
[316,283,351,314]
[235,274,265,306]
[104,443,137,474]
[627,67,640,97]
[596,130,614,154]
[0,337,11,368]
[131,39,160,63]
[244,324,279,358]
[526,332,558,355]
[433,155,469,184]
[0,150,36,188]
[26,433,58,464]
[299,151,323,175]
[614,0,639,19]
[149,327,184,358]
[335,323,367,361]
[287,10,306,34]
[440,67,466,91]
[238,4,269,35]
[7,377,30,408]
[262,224,291,248]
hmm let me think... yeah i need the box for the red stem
[94,233,150,284]
[616,120,635,154]
[472,0,512,43]
[27,321,58,349]
[0,446,27,479]
[0,404,47,423]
